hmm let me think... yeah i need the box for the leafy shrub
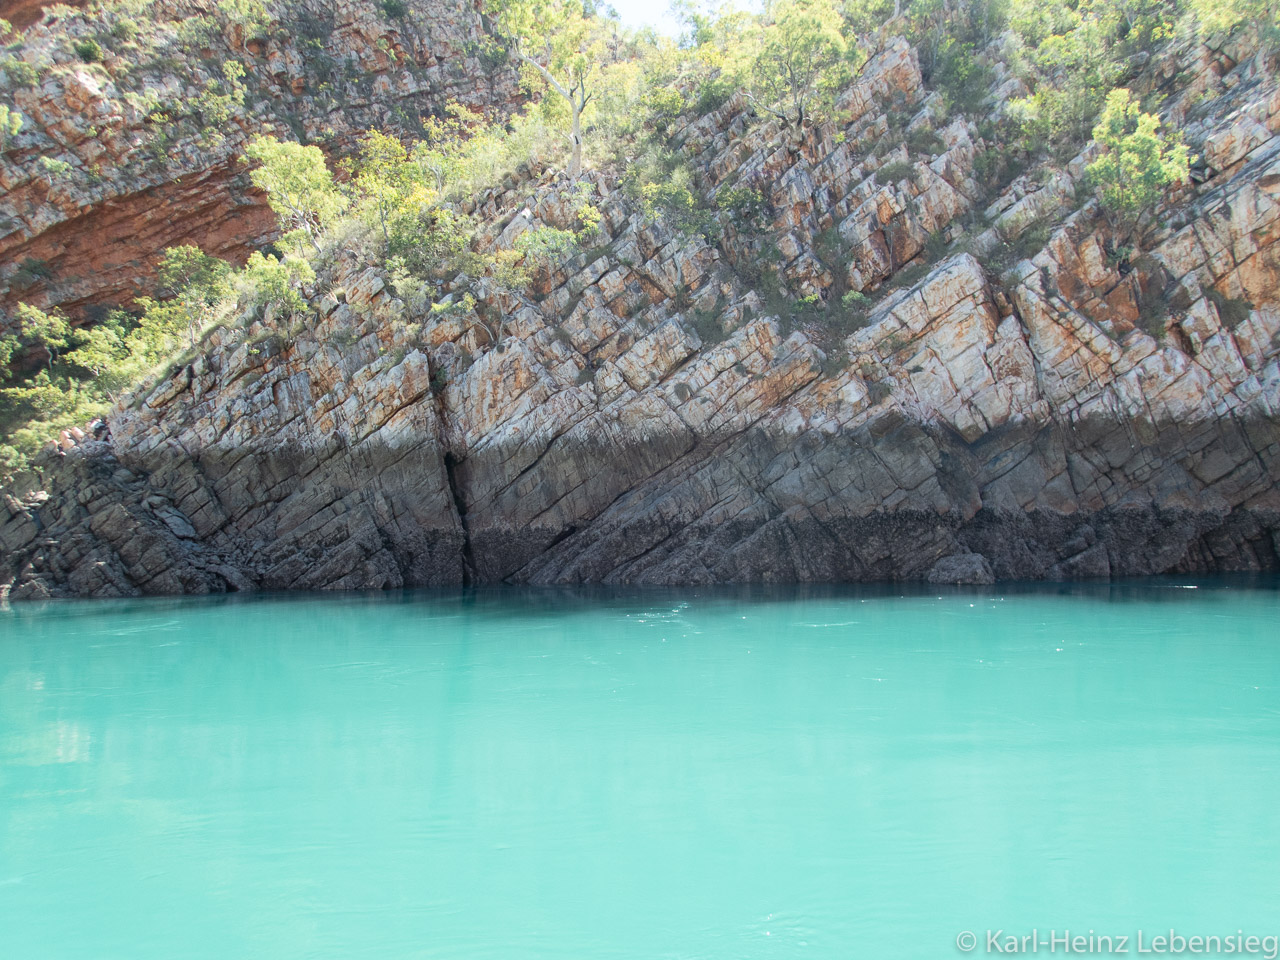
[516,226,578,263]
[217,0,272,35]
[690,307,729,344]
[1086,88,1191,239]
[110,17,137,40]
[1205,288,1254,328]
[73,39,103,63]
[717,184,766,221]
[236,251,315,313]
[695,75,734,115]
[931,38,993,115]
[906,125,945,156]
[2,58,40,87]
[11,257,53,289]
[380,0,408,18]
[876,160,916,185]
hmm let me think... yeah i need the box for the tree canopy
[1086,88,1191,238]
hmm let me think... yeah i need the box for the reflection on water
[1,577,1278,960]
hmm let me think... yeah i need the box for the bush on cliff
[1086,88,1191,240]
[732,0,858,129]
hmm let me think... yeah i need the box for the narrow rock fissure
[443,452,476,586]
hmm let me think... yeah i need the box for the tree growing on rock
[10,304,72,374]
[489,0,606,177]
[1191,0,1280,54]
[1086,88,1190,241]
[736,0,857,130]
[243,135,346,253]
[348,129,416,247]
[156,245,233,345]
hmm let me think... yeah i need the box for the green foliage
[877,160,916,185]
[73,38,103,63]
[625,152,716,239]
[217,0,272,36]
[110,17,138,40]
[690,306,730,345]
[490,0,610,176]
[156,244,233,343]
[641,85,687,132]
[10,258,53,290]
[2,57,40,87]
[1205,288,1254,328]
[930,38,994,114]
[1001,0,1184,154]
[1086,88,1190,238]
[237,251,315,314]
[13,303,72,371]
[243,135,347,251]
[196,60,247,144]
[516,225,578,263]
[347,127,471,277]
[380,0,409,19]
[717,184,766,221]
[641,178,716,239]
[734,0,857,128]
[37,155,72,190]
[0,102,21,152]
[1190,0,1279,52]
[348,128,416,245]
[417,102,562,202]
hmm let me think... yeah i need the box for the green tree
[64,316,135,396]
[236,251,315,313]
[1086,88,1190,239]
[737,0,856,129]
[490,0,606,177]
[0,334,19,380]
[13,304,72,373]
[1007,10,1119,150]
[350,129,416,246]
[217,0,272,36]
[243,136,345,253]
[156,245,233,345]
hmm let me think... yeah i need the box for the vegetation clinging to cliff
[0,0,1270,478]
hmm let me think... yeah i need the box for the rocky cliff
[1,0,516,317]
[2,34,1278,598]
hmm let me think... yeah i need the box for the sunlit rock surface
[3,36,1278,597]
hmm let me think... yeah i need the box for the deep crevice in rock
[443,452,475,587]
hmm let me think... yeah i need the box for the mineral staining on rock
[2,14,1279,598]
[0,0,517,316]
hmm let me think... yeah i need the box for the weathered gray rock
[927,553,996,585]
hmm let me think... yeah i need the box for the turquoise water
[2,581,1279,959]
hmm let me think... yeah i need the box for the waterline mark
[955,931,1279,959]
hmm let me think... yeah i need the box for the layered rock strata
[2,38,1278,597]
[0,0,517,316]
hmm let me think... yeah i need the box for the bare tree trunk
[518,52,589,178]
[569,99,583,177]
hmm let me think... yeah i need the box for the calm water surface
[1,580,1278,959]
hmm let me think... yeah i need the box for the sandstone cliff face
[0,0,517,317]
[2,38,1278,598]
